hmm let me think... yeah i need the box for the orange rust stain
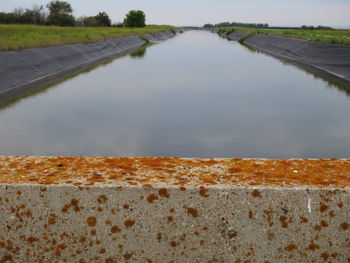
[308,242,320,251]
[170,241,179,247]
[86,217,97,227]
[97,195,108,204]
[321,252,329,261]
[264,209,274,227]
[167,216,173,222]
[0,157,349,188]
[199,186,209,197]
[147,194,159,203]
[340,222,349,230]
[284,244,297,251]
[1,254,13,262]
[62,199,81,213]
[124,220,135,228]
[279,216,288,228]
[158,188,170,198]
[156,232,162,241]
[320,220,328,228]
[123,204,129,209]
[26,237,39,243]
[319,203,329,213]
[314,225,322,231]
[111,226,121,233]
[123,253,133,260]
[251,189,262,198]
[48,213,57,225]
[228,167,242,173]
[248,211,253,219]
[300,216,309,223]
[185,207,199,218]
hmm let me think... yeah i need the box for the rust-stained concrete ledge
[0,157,349,262]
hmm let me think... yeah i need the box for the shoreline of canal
[0,30,177,105]
[221,30,350,85]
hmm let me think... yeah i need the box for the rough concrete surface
[0,156,349,263]
[0,31,175,104]
[242,34,350,83]
[144,31,176,43]
[226,31,247,41]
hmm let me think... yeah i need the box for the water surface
[1,30,350,158]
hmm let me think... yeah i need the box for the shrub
[47,13,75,26]
[82,16,98,27]
[95,12,111,27]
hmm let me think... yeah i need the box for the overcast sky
[2,0,350,27]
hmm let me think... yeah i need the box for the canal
[1,30,350,158]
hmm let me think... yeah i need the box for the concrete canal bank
[0,156,349,262]
[0,31,176,105]
[223,31,350,84]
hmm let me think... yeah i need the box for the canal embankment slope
[0,30,176,104]
[224,31,350,83]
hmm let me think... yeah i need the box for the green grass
[219,27,350,45]
[0,24,175,51]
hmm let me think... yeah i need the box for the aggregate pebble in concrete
[0,157,349,263]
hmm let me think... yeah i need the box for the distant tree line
[0,0,146,27]
[301,25,333,30]
[204,22,269,28]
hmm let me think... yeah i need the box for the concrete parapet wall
[0,157,349,263]
[0,31,175,105]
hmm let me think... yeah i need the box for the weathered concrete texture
[144,30,175,43]
[226,31,247,41]
[243,34,350,83]
[0,31,175,104]
[0,157,349,263]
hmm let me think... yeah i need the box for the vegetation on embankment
[217,27,350,45]
[0,24,174,51]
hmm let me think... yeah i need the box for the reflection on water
[0,30,350,158]
[240,43,350,96]
[130,47,147,59]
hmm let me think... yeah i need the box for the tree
[95,12,111,27]
[82,16,98,27]
[123,10,146,27]
[21,5,46,24]
[47,0,75,26]
[203,24,214,28]
[0,13,16,24]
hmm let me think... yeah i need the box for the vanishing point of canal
[0,30,350,158]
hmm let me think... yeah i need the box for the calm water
[1,30,350,158]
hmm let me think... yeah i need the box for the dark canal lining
[1,30,350,158]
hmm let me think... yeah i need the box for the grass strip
[0,24,174,51]
[218,26,350,45]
